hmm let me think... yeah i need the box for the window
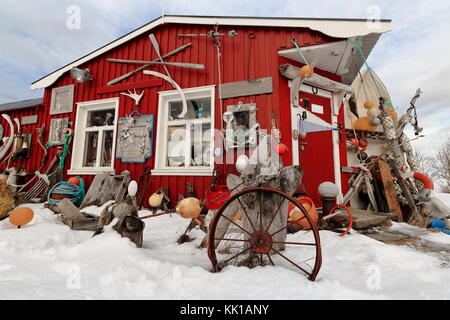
[152,86,215,176]
[68,98,119,175]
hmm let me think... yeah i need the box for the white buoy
[318,182,340,198]
[236,155,249,173]
[128,180,138,197]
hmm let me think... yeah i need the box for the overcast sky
[0,0,449,154]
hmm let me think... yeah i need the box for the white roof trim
[31,15,392,90]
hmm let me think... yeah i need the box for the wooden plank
[80,174,110,208]
[97,79,162,94]
[21,115,38,125]
[114,171,131,202]
[56,198,85,226]
[378,159,403,222]
[219,77,273,99]
[71,217,99,231]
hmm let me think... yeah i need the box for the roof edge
[31,15,392,90]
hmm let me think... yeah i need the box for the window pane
[190,123,212,167]
[167,126,186,167]
[83,132,98,167]
[87,109,115,127]
[100,130,114,167]
[169,97,211,120]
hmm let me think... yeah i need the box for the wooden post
[378,159,403,222]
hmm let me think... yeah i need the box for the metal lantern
[70,67,93,83]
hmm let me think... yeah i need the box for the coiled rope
[47,177,85,207]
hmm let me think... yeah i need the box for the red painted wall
[1,23,348,207]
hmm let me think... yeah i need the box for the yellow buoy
[364,101,375,110]
[176,197,202,219]
[354,117,378,131]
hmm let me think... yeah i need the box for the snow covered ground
[0,195,449,300]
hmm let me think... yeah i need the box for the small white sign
[312,104,324,114]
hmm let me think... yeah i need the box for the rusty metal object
[36,125,48,173]
[207,187,322,281]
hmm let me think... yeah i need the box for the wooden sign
[219,77,273,99]
[48,118,69,146]
[116,111,154,163]
[50,85,74,115]
[21,115,38,125]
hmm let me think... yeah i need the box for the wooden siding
[1,23,348,207]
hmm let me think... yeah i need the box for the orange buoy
[176,197,202,219]
[364,101,375,110]
[233,211,242,222]
[354,117,378,131]
[300,65,314,78]
[9,207,34,228]
[275,143,288,155]
[385,107,398,121]
[287,197,319,230]
[67,177,80,185]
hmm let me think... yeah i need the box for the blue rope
[48,177,85,207]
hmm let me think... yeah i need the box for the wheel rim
[207,187,322,281]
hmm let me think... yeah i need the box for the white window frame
[152,85,215,176]
[68,98,119,175]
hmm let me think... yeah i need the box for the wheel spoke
[237,197,256,232]
[271,215,307,237]
[265,197,286,232]
[266,253,275,266]
[272,241,316,246]
[259,190,263,231]
[270,247,311,276]
[220,213,253,237]
[224,246,252,264]
[214,238,249,243]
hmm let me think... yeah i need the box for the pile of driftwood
[47,170,145,248]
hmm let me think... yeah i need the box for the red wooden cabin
[0,15,392,206]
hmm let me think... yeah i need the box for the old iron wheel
[207,187,322,281]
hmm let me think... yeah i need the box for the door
[291,86,335,205]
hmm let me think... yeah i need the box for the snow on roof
[31,15,392,90]
[0,98,43,112]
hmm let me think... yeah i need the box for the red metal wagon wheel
[207,187,322,281]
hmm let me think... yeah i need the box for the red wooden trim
[97,79,163,94]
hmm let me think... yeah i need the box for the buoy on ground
[9,207,34,228]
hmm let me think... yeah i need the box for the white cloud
[0,0,448,155]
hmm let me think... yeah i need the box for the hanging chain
[215,23,224,130]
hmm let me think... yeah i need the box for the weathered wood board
[21,115,38,125]
[219,77,272,99]
[378,159,403,222]
[80,171,131,209]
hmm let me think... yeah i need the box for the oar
[107,58,204,69]
[107,42,192,86]
[149,33,171,78]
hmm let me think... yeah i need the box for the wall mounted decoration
[50,84,75,115]
[219,77,273,99]
[120,89,144,106]
[106,40,193,86]
[48,118,69,146]
[116,111,154,163]
[21,115,38,125]
[223,102,258,150]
